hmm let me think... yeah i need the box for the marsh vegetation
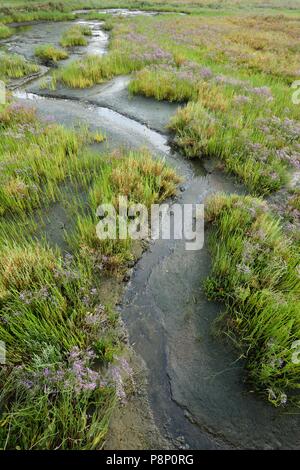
[0,0,300,450]
[35,44,69,63]
[0,53,39,81]
[0,100,179,449]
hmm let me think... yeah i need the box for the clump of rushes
[53,52,139,88]
[68,149,181,270]
[34,44,69,63]
[0,23,12,39]
[0,102,93,215]
[129,65,196,102]
[204,193,300,407]
[60,24,92,48]
[0,53,39,80]
[102,19,113,32]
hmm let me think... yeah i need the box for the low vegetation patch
[205,193,300,406]
[52,52,142,88]
[60,24,92,48]
[169,100,295,195]
[0,102,92,214]
[129,64,196,102]
[0,23,12,39]
[0,237,122,449]
[0,4,74,24]
[69,149,181,265]
[34,44,69,63]
[0,53,39,81]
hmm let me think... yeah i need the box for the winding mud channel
[3,11,300,449]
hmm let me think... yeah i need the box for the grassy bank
[205,193,300,406]
[1,1,300,21]
[0,53,40,81]
[35,44,69,63]
[0,23,12,38]
[60,24,92,47]
[0,99,180,449]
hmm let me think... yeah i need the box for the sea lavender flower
[269,171,279,181]
[237,263,252,275]
[22,379,34,390]
[215,74,245,87]
[19,291,33,305]
[254,228,266,240]
[242,240,260,262]
[247,86,273,100]
[109,365,126,402]
[85,314,100,326]
[234,95,251,105]
[119,357,134,382]
[199,66,213,79]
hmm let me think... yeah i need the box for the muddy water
[10,14,300,450]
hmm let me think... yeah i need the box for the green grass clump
[205,193,300,406]
[129,65,196,102]
[34,44,69,63]
[60,24,91,48]
[69,149,181,267]
[0,364,115,450]
[0,23,12,39]
[0,102,92,214]
[53,52,144,88]
[0,53,39,81]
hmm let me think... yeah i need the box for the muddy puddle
[9,13,300,450]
